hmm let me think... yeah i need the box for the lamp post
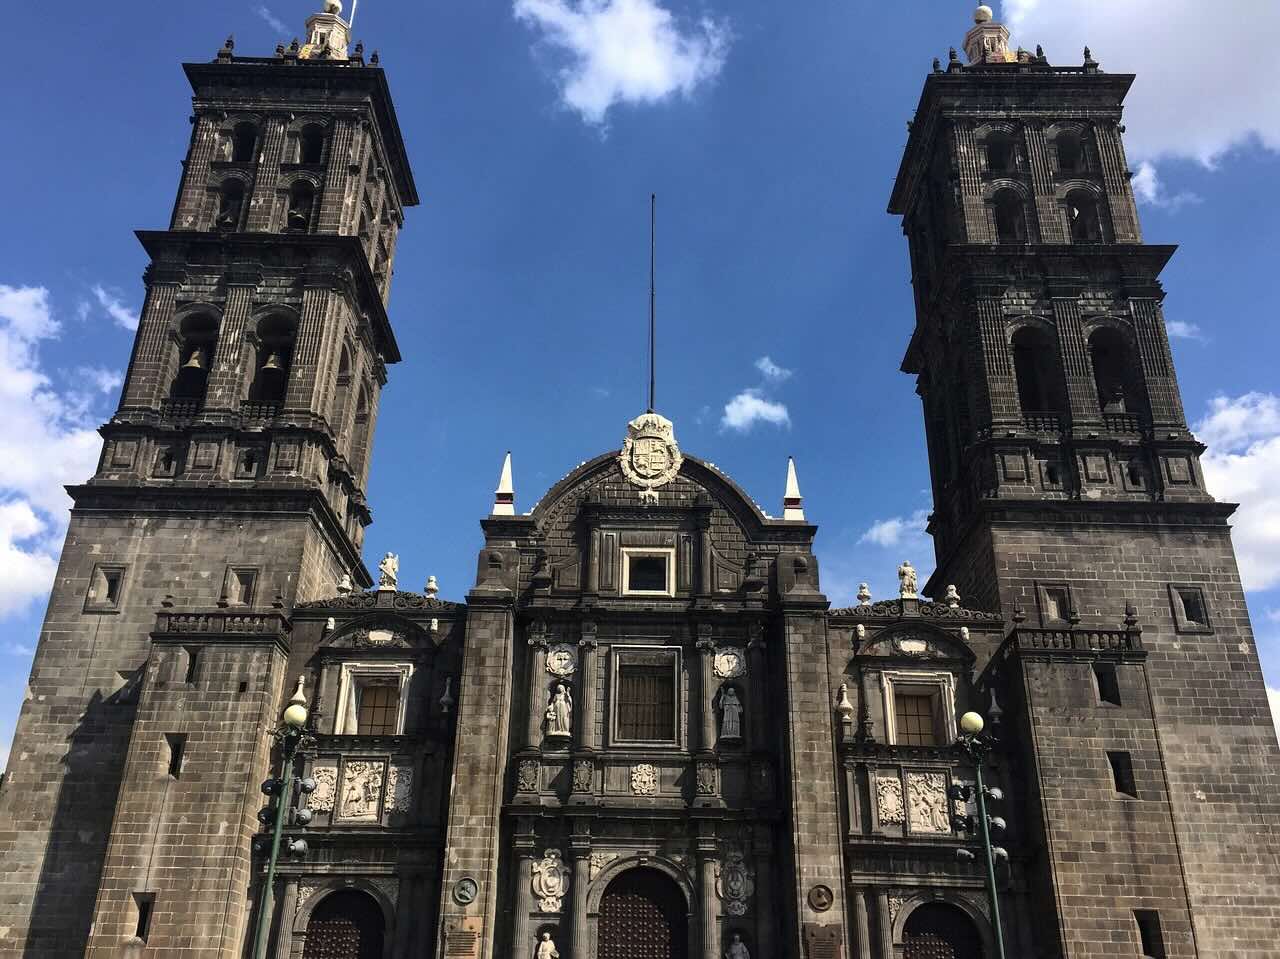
[251,676,313,959]
[952,710,1008,959]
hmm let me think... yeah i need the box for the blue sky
[1,0,1279,760]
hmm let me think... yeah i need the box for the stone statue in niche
[719,686,743,741]
[535,932,560,959]
[545,683,573,738]
[377,552,399,590]
[723,932,751,959]
[898,560,918,599]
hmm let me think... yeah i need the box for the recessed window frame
[333,662,413,737]
[1168,584,1212,634]
[131,891,156,943]
[1093,661,1122,707]
[1107,749,1139,799]
[880,669,958,748]
[621,547,676,597]
[1134,910,1166,959]
[222,566,259,607]
[85,564,127,613]
[1036,582,1074,626]
[609,645,682,749]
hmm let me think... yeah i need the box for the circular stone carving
[713,647,746,679]
[808,884,834,912]
[452,877,479,905]
[545,643,578,678]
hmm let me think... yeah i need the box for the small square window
[1168,584,1212,633]
[1134,910,1166,958]
[1037,584,1073,625]
[222,567,257,607]
[1108,750,1138,798]
[335,664,412,736]
[1094,662,1122,707]
[894,692,942,746]
[355,683,400,736]
[622,548,675,596]
[85,565,126,611]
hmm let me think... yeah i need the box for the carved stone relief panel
[876,773,905,826]
[631,763,658,796]
[906,772,951,834]
[386,762,414,813]
[517,759,539,792]
[337,760,386,822]
[310,763,338,812]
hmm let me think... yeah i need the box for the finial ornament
[425,575,439,598]
[857,583,872,606]
[783,457,805,521]
[493,452,515,515]
[975,4,994,24]
[324,0,343,14]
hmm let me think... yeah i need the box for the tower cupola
[303,0,350,60]
[964,4,1013,63]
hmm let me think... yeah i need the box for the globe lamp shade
[959,711,985,735]
[282,702,309,728]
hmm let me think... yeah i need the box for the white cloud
[1195,392,1280,591]
[721,389,789,433]
[76,367,124,395]
[0,285,112,617]
[1001,1,1280,167]
[858,508,931,549]
[754,355,792,383]
[1130,161,1202,212]
[91,285,138,332]
[513,0,729,126]
[254,5,289,35]
[1165,320,1205,342]
[1270,687,1280,742]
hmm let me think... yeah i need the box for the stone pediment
[857,623,975,663]
[321,614,431,651]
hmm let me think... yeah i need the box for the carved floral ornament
[631,763,658,795]
[619,411,683,498]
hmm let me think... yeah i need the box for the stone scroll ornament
[619,411,683,505]
[532,849,571,912]
[309,764,338,812]
[876,775,905,825]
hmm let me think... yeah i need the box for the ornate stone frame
[583,856,697,959]
[890,890,996,957]
[332,661,414,736]
[291,877,397,958]
[879,669,957,747]
[620,547,677,597]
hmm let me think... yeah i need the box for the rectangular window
[1169,584,1212,633]
[617,663,676,741]
[1042,586,1071,623]
[356,684,400,736]
[1176,588,1206,624]
[165,733,186,778]
[183,646,201,686]
[621,548,675,596]
[85,564,126,611]
[1108,750,1138,798]
[223,567,257,607]
[894,692,941,746]
[1094,662,1122,707]
[132,892,155,942]
[1134,910,1166,958]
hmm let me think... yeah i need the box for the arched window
[1089,326,1146,418]
[903,903,983,959]
[993,189,1027,244]
[248,314,297,405]
[169,314,219,405]
[1012,326,1065,416]
[599,868,688,959]
[985,133,1017,173]
[1067,191,1103,243]
[1056,131,1084,173]
[215,180,244,232]
[286,181,316,233]
[302,890,384,959]
[231,122,258,163]
[299,124,325,164]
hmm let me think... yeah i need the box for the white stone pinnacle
[783,456,805,521]
[493,451,515,515]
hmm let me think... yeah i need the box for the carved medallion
[309,764,338,812]
[808,885,834,912]
[713,647,746,679]
[532,849,571,912]
[452,877,478,905]
[619,412,683,493]
[631,763,658,796]
[907,772,951,834]
[876,774,905,825]
[716,852,755,916]
[545,643,578,678]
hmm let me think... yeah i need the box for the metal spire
[648,193,656,413]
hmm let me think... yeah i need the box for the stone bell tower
[888,6,1280,957]
[0,4,418,955]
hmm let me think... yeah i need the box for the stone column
[1094,120,1142,243]
[119,279,179,411]
[752,827,775,959]
[1050,293,1101,426]
[246,114,288,232]
[287,282,332,413]
[526,629,549,750]
[697,833,719,959]
[1130,297,1186,428]
[317,116,359,235]
[952,121,989,242]
[511,826,537,959]
[852,888,873,959]
[746,623,767,747]
[1024,122,1066,244]
[578,625,598,750]
[172,114,221,230]
[696,629,717,752]
[275,877,299,959]
[875,890,894,959]
[570,829,591,959]
[973,293,1018,428]
[206,274,259,413]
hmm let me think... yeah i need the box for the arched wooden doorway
[302,889,385,959]
[598,867,688,959]
[903,902,983,959]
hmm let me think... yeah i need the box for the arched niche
[893,894,994,959]
[292,881,395,959]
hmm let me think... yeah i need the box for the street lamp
[250,676,315,959]
[951,710,1008,959]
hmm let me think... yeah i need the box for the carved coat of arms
[531,849,571,912]
[619,412,683,496]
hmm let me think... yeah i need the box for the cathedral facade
[1,4,1278,959]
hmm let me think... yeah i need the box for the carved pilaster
[511,826,537,959]
[1051,296,1100,425]
[246,115,288,232]
[851,888,873,959]
[205,280,258,411]
[974,295,1017,427]
[1094,121,1142,243]
[578,624,598,749]
[318,116,358,235]
[1131,298,1186,427]
[746,623,767,746]
[1024,122,1066,243]
[119,282,179,411]
[952,121,989,242]
[288,283,334,412]
[698,833,719,959]
[527,628,549,749]
[696,629,717,752]
[172,114,221,230]
[570,831,591,959]
[753,827,776,959]
[876,890,893,959]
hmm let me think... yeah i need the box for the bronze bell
[260,352,283,372]
[183,348,206,370]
